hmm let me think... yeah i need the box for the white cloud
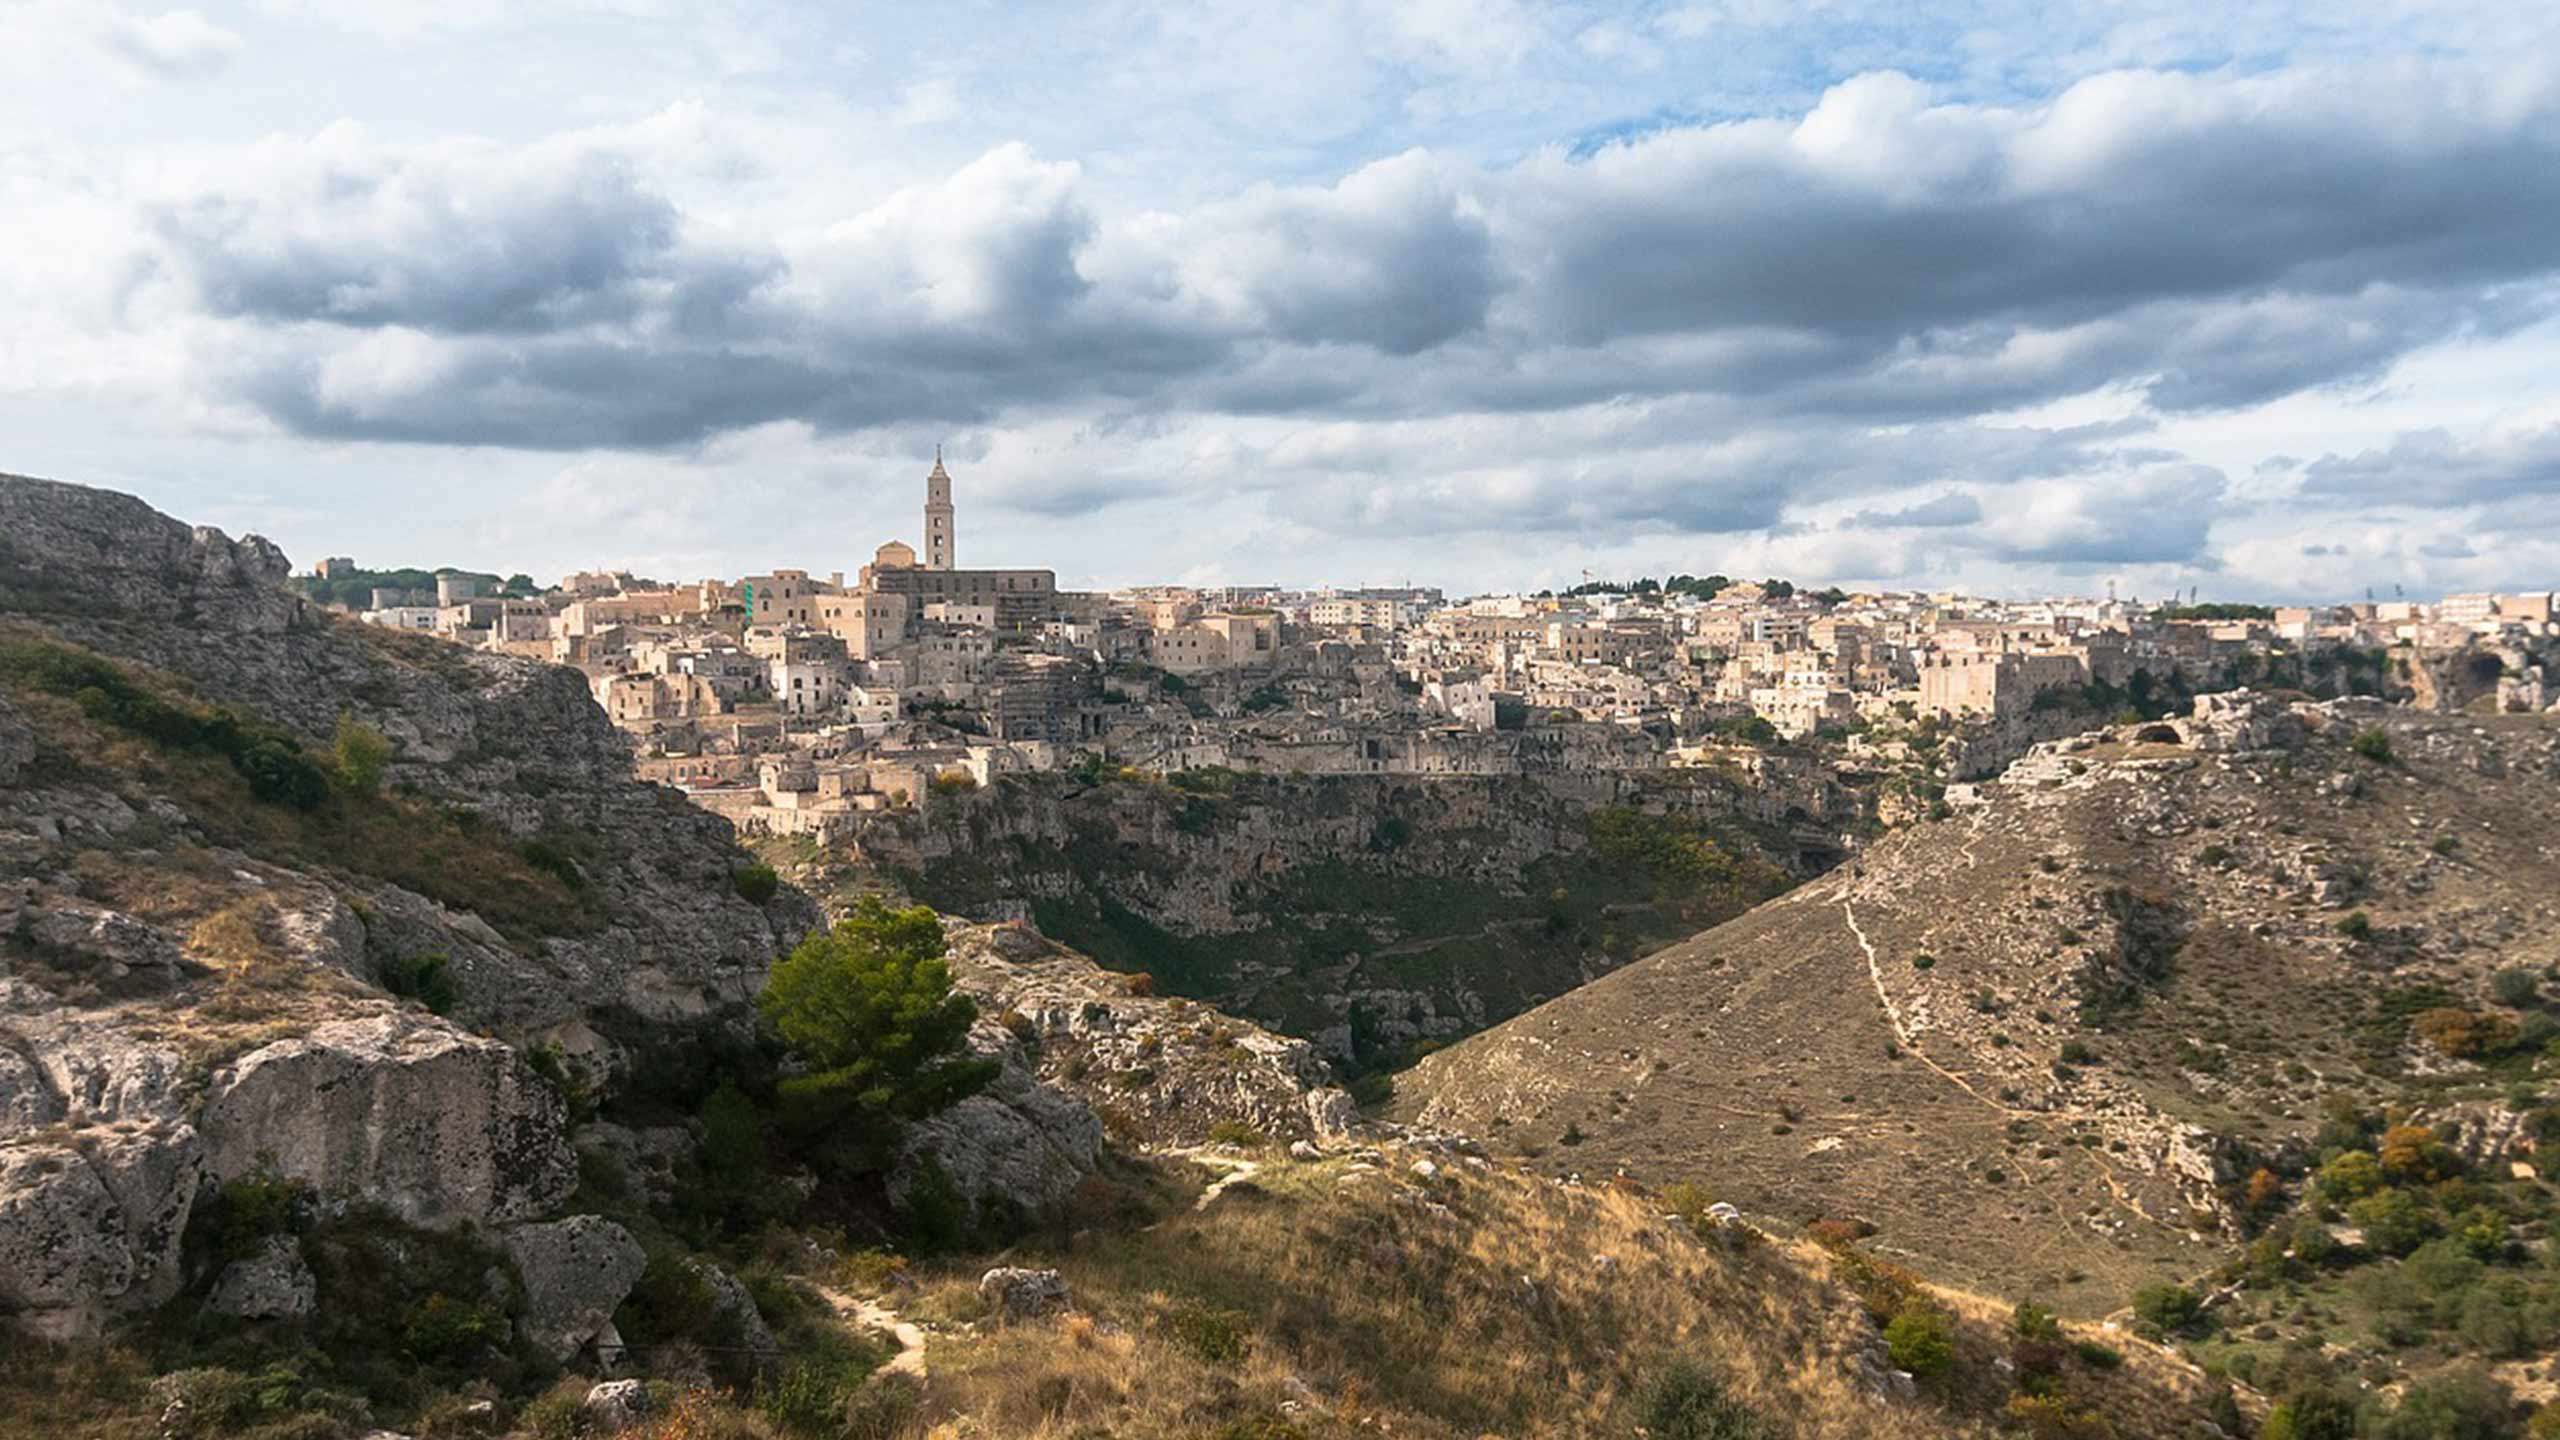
[98,7,241,77]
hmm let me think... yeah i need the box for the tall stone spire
[924,447,954,571]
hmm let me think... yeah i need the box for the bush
[2006,1394,2113,1439]
[1166,1300,1252,1365]
[1637,1361,1767,1439]
[2130,1282,2211,1341]
[2348,1188,2437,1256]
[332,714,393,795]
[1883,1303,1956,1379]
[2013,1300,2064,1342]
[1206,1120,1267,1148]
[2495,968,2543,1009]
[2414,1007,2515,1060]
[2071,1339,2123,1369]
[2352,727,2395,764]
[2318,1149,2384,1202]
[380,952,459,1015]
[2338,910,2374,942]
[733,863,780,905]
[758,898,997,1165]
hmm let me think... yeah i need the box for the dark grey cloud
[158,148,774,336]
[2299,424,2560,507]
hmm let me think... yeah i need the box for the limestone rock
[891,1071,1103,1222]
[0,1124,203,1337]
[581,1379,652,1433]
[502,1215,647,1364]
[206,1234,315,1321]
[978,1266,1070,1319]
[199,1014,572,1228]
[697,1259,777,1359]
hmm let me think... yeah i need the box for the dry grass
[874,1148,2216,1439]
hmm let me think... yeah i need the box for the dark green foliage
[516,838,586,892]
[2013,1301,2063,1342]
[2079,885,2184,1023]
[756,898,996,1167]
[2352,727,2395,764]
[2494,967,2542,1009]
[192,1170,308,1267]
[2364,1365,2522,1440]
[734,863,781,904]
[2338,910,2375,942]
[1636,1360,1767,1439]
[292,565,508,610]
[0,640,331,810]
[2130,1282,2212,1341]
[1883,1304,1956,1378]
[378,952,458,1015]
[2155,603,2277,621]
[2070,1340,2122,1369]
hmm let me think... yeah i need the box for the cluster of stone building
[334,462,2558,838]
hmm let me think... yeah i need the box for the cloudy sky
[7,1,2560,600]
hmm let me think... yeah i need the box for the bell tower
[924,447,954,571]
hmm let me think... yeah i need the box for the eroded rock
[502,1215,646,1364]
[200,1014,572,1228]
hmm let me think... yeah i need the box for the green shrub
[2071,1340,2123,1369]
[2337,910,2374,942]
[2013,1300,2063,1342]
[2352,727,2395,764]
[1883,1303,1956,1378]
[1206,1120,1268,1148]
[379,952,459,1015]
[1166,1300,1252,1365]
[332,714,393,795]
[759,898,997,1165]
[2130,1282,2211,1341]
[1636,1360,1767,1439]
[2494,967,2542,1009]
[402,1293,503,1363]
[734,863,781,905]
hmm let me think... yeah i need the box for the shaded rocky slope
[832,764,1822,1068]
[1398,693,2560,1316]
[0,474,808,1337]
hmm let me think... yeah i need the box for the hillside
[1399,693,2560,1326]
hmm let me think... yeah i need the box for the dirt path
[817,1284,927,1378]
[1841,894,2175,1234]
[1181,1149,1265,1210]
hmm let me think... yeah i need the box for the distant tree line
[296,566,539,609]
[2154,602,2277,622]
[1547,574,1846,604]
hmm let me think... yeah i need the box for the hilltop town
[316,458,2560,849]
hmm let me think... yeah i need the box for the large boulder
[978,1266,1070,1320]
[501,1215,646,1364]
[206,1234,315,1321]
[0,1123,204,1338]
[890,1063,1103,1222]
[199,1014,572,1228]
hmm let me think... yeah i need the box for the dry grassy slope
[1400,700,2560,1317]
[864,1140,2220,1439]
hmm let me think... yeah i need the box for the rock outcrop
[205,1234,316,1321]
[502,1215,647,1363]
[198,1015,574,1228]
[0,1123,203,1338]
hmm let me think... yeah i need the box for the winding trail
[1182,1148,1266,1210]
[817,1284,927,1379]
[1841,893,2174,1234]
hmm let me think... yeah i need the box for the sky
[6,1,2560,601]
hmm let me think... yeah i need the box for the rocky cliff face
[837,766,1828,1066]
[0,473,814,1336]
